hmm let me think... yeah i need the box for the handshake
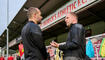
[50,41,59,48]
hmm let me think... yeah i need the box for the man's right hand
[50,41,59,48]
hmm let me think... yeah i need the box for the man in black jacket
[21,7,48,60]
[50,12,86,60]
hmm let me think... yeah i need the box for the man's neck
[29,19,37,24]
[72,22,77,24]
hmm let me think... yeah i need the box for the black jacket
[21,21,48,60]
[59,23,86,58]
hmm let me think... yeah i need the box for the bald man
[21,7,48,60]
[51,12,86,60]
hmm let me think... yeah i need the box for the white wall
[0,0,27,36]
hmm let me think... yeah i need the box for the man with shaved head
[21,7,48,60]
[51,12,86,60]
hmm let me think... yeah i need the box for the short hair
[69,12,78,19]
[27,7,38,18]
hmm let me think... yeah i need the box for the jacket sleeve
[59,25,83,50]
[30,25,48,59]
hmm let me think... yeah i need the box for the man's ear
[72,19,74,22]
[34,14,36,18]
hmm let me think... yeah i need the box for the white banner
[40,0,97,30]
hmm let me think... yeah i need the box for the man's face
[65,14,73,27]
[34,8,43,24]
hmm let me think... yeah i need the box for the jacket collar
[29,21,34,23]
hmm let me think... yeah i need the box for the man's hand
[50,41,59,48]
